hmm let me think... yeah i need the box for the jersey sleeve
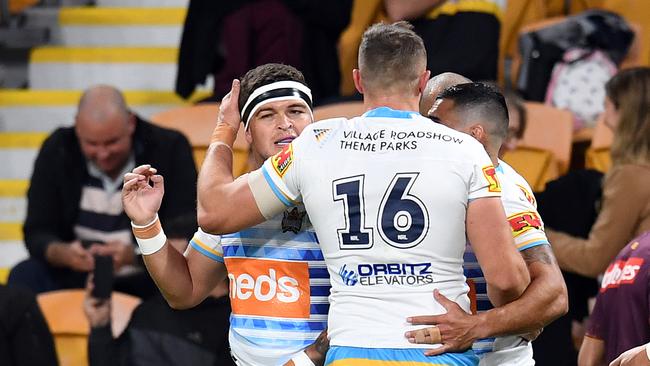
[502,177,549,252]
[468,145,502,201]
[248,139,304,219]
[189,228,224,263]
[585,293,606,340]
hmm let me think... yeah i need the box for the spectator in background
[84,237,234,366]
[0,285,58,366]
[578,231,650,366]
[338,0,502,96]
[176,0,351,103]
[8,85,197,299]
[547,67,650,278]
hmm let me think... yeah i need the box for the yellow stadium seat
[502,146,560,192]
[602,0,650,66]
[150,103,251,176]
[521,102,574,174]
[585,115,614,172]
[37,289,140,366]
[313,101,366,121]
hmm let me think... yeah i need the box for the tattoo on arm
[521,245,556,266]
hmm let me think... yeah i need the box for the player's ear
[353,69,364,94]
[469,124,485,140]
[418,70,431,94]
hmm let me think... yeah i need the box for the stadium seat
[520,102,574,174]
[313,101,365,121]
[150,103,251,176]
[585,115,614,172]
[502,146,560,192]
[37,289,140,366]
[602,0,650,66]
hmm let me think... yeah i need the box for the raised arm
[466,197,530,306]
[196,80,266,234]
[122,165,226,309]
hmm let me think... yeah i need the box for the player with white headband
[122,64,329,366]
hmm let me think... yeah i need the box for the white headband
[241,81,313,130]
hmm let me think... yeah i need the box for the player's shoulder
[498,160,531,187]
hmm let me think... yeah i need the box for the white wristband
[645,342,650,361]
[290,352,315,366]
[131,215,167,255]
[134,230,167,255]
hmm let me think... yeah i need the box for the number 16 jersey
[248,107,502,349]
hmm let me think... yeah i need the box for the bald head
[75,85,135,178]
[419,72,471,116]
[77,85,129,126]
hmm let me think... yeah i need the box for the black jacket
[88,294,234,366]
[23,116,198,261]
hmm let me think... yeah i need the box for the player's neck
[363,95,420,113]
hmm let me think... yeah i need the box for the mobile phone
[91,255,113,299]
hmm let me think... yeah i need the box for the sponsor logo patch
[508,211,543,237]
[272,144,294,178]
[482,166,501,193]
[226,257,310,318]
[601,257,644,292]
[517,184,537,207]
[338,262,434,287]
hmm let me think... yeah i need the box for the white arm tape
[645,342,650,361]
[290,352,316,366]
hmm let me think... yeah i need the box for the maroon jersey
[587,231,650,363]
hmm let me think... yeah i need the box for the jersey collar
[363,107,419,119]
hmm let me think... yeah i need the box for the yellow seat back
[502,147,560,192]
[37,289,141,366]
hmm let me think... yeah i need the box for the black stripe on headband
[242,88,313,126]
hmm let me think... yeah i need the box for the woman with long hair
[548,67,650,277]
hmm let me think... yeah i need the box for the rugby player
[406,80,567,365]
[193,22,530,365]
[122,64,329,366]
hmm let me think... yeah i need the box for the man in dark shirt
[579,231,650,365]
[8,85,197,299]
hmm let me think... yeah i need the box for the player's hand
[282,329,329,366]
[610,344,650,366]
[405,290,479,356]
[122,165,164,226]
[83,274,111,328]
[522,328,543,342]
[217,79,242,131]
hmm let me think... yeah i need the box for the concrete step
[58,7,185,46]
[0,89,208,131]
[28,46,185,90]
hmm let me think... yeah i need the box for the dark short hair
[238,63,307,113]
[437,82,509,139]
[359,22,426,90]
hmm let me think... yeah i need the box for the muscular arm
[142,242,227,309]
[578,336,605,366]
[197,80,266,234]
[196,144,265,234]
[384,0,446,21]
[467,197,530,306]
[475,245,568,337]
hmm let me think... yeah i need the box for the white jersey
[465,160,549,365]
[248,107,502,349]
[189,210,328,366]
